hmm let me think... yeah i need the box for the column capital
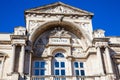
[11,44,17,46]
[20,44,26,46]
[95,45,100,49]
[104,45,109,48]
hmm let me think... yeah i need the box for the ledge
[10,35,27,40]
[0,41,11,44]
[92,38,109,44]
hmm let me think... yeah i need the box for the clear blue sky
[0,0,120,36]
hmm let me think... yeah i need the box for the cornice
[25,2,93,16]
[92,38,110,44]
[112,54,120,59]
[10,35,27,40]
[109,44,120,47]
[0,41,11,44]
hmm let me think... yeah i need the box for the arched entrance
[29,21,92,50]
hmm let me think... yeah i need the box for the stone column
[18,44,25,74]
[10,44,16,74]
[0,56,5,78]
[97,46,104,75]
[105,46,114,74]
[29,52,32,76]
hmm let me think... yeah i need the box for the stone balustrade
[31,75,101,80]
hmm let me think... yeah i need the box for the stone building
[0,2,120,80]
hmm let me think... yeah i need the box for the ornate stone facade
[0,2,120,80]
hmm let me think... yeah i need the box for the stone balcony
[31,75,101,80]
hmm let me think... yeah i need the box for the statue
[50,27,70,37]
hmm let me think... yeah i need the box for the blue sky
[0,0,120,36]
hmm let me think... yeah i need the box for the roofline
[25,1,94,16]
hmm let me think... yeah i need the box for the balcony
[31,75,100,80]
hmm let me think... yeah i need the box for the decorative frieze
[29,20,45,33]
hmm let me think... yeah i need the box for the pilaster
[66,56,73,76]
[96,46,105,75]
[10,44,16,74]
[18,44,25,75]
[105,46,114,74]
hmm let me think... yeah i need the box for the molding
[0,41,11,44]
[109,44,120,47]
[92,38,110,44]
[25,2,93,16]
[10,35,27,40]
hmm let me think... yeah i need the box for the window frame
[54,52,65,58]
[32,60,46,76]
[73,62,85,76]
[54,61,66,76]
[53,52,66,76]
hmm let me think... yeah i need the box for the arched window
[53,52,66,78]
[55,53,64,58]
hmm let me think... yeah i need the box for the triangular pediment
[25,2,93,16]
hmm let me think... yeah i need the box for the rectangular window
[34,61,39,68]
[34,69,39,75]
[55,69,59,75]
[33,61,46,76]
[40,69,45,75]
[61,70,65,75]
[54,61,65,76]
[74,62,85,76]
[74,62,78,68]
[61,62,65,68]
[81,70,85,76]
[75,70,79,76]
[55,62,59,67]
[40,62,45,68]
[80,62,83,68]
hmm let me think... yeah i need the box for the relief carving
[50,27,71,37]
[81,23,90,33]
[29,20,44,33]
[40,6,80,14]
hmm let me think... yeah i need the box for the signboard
[49,38,70,45]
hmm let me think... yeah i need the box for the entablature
[93,38,109,47]
[112,53,120,64]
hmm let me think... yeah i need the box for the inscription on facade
[49,38,70,45]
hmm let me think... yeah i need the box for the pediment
[25,2,93,16]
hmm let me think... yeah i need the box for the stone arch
[51,48,67,57]
[29,21,92,50]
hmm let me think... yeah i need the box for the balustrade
[31,75,100,80]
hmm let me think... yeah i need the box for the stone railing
[31,75,100,80]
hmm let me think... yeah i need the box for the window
[54,61,65,76]
[53,52,66,80]
[55,53,64,57]
[33,61,46,76]
[74,62,85,76]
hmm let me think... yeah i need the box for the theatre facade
[0,2,120,80]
